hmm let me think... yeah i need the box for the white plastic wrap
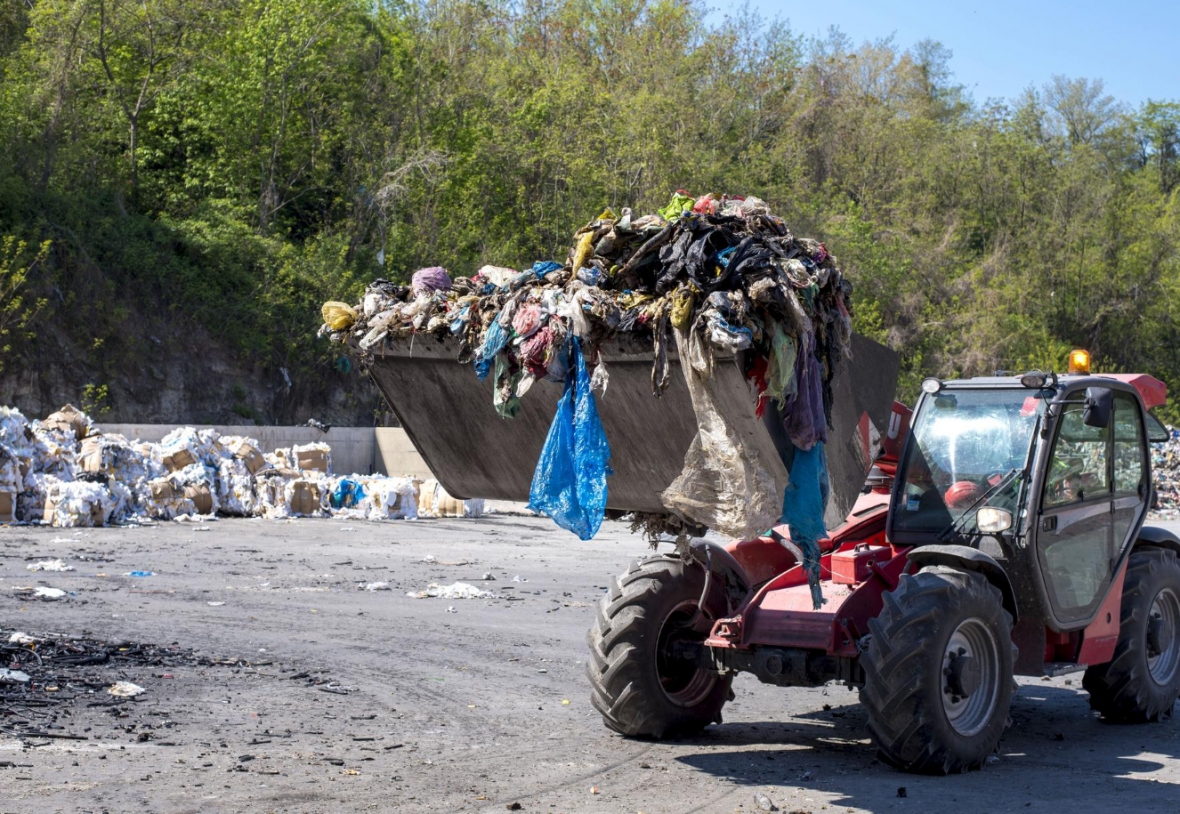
[660,326,782,540]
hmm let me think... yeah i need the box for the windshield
[894,388,1041,534]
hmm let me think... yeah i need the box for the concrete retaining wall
[101,424,431,479]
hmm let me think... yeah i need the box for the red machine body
[708,378,1163,675]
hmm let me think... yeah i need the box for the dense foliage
[1,0,1178,418]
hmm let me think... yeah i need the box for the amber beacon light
[1068,348,1091,374]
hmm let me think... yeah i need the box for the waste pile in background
[0,404,469,527]
[1152,426,1180,517]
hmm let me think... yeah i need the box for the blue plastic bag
[473,319,510,381]
[331,477,366,510]
[781,442,830,609]
[531,260,562,278]
[527,338,612,540]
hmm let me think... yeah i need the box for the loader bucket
[366,333,899,529]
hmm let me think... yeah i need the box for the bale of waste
[293,442,331,474]
[40,404,94,442]
[287,479,322,516]
[43,479,112,527]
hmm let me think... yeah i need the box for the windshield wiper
[936,467,1024,543]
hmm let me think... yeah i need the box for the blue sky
[725,0,1178,107]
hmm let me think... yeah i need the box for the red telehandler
[364,333,1176,775]
[586,353,1180,774]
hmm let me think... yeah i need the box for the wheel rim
[941,617,1001,737]
[1147,587,1180,686]
[654,600,717,707]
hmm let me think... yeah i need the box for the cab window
[1113,393,1145,495]
[1043,402,1110,507]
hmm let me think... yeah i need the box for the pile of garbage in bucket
[323,190,855,606]
[0,404,471,527]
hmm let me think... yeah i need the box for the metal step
[1042,662,1087,677]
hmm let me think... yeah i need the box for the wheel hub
[945,651,982,698]
[1147,587,1180,686]
[655,600,718,708]
[941,618,1001,737]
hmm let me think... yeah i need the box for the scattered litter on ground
[26,559,74,572]
[125,570,155,577]
[7,632,37,644]
[33,586,67,600]
[108,680,147,697]
[362,581,391,591]
[207,601,226,606]
[0,668,31,683]
[407,582,498,600]
[754,792,778,811]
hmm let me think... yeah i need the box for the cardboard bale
[0,491,14,523]
[162,447,197,472]
[79,436,104,474]
[43,487,108,527]
[418,478,437,515]
[295,448,329,473]
[289,480,321,516]
[184,483,214,515]
[149,479,176,501]
[42,404,93,442]
[235,442,266,475]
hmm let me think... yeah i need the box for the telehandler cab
[588,357,1180,774]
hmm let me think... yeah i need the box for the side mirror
[1083,387,1113,429]
[977,507,1012,534]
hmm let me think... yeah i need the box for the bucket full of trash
[323,192,900,545]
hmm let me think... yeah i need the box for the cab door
[1110,391,1149,568]
[1035,393,1114,628]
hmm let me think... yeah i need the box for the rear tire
[1084,547,1180,722]
[860,566,1016,774]
[587,556,732,738]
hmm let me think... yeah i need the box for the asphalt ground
[3,515,1180,814]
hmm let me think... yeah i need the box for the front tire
[587,556,732,738]
[1084,547,1180,722]
[861,566,1016,774]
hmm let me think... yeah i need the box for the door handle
[1042,515,1057,532]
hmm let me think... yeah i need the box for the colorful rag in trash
[411,266,452,297]
[781,442,830,609]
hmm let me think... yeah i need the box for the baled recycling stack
[0,406,433,526]
[323,191,900,605]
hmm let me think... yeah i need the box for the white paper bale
[264,447,294,470]
[0,443,21,492]
[28,426,77,480]
[418,480,484,518]
[44,479,113,527]
[16,472,51,522]
[216,458,257,517]
[364,476,418,520]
